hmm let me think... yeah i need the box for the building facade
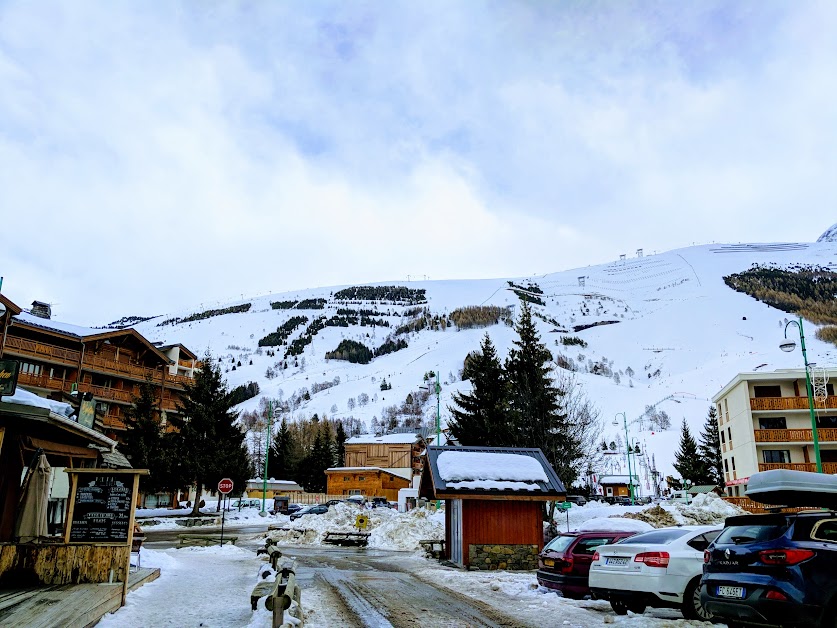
[712,368,837,496]
[325,467,411,501]
[343,433,424,482]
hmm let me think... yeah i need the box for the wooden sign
[0,359,19,397]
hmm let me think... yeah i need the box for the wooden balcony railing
[751,396,837,411]
[17,371,69,392]
[723,496,813,514]
[83,354,162,382]
[758,462,837,474]
[4,336,81,364]
[102,414,127,430]
[76,381,134,404]
[755,428,837,443]
[167,373,193,388]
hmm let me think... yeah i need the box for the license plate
[717,586,745,599]
[606,557,628,566]
[543,558,555,567]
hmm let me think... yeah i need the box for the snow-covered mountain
[818,223,837,242]
[132,239,837,490]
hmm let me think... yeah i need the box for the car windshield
[617,529,690,545]
[716,523,789,545]
[543,535,576,553]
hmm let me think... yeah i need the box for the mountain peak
[817,223,837,242]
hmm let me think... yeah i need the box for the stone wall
[468,544,539,570]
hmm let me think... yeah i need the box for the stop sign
[218,478,234,494]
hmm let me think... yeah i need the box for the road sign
[355,514,368,530]
[218,478,234,494]
[558,501,573,510]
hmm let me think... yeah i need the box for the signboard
[218,478,234,494]
[355,514,368,529]
[0,359,20,397]
[78,398,96,429]
[726,477,750,487]
[558,501,573,510]
[68,473,134,543]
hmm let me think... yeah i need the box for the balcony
[755,428,837,443]
[83,354,163,383]
[76,381,134,404]
[4,336,81,365]
[723,496,814,514]
[758,462,837,474]
[17,371,70,392]
[751,396,837,411]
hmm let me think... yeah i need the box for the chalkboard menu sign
[69,473,134,543]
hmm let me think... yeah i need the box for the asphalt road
[142,522,271,547]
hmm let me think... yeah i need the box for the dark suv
[702,511,837,627]
[537,530,638,598]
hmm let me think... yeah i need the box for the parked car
[702,511,837,627]
[289,504,329,521]
[231,498,262,509]
[670,490,692,504]
[590,525,722,619]
[565,495,588,506]
[613,496,633,506]
[284,503,303,516]
[537,530,638,598]
[325,499,345,506]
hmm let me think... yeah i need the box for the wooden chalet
[325,467,411,501]
[420,445,566,570]
[0,294,198,440]
[343,432,424,480]
[597,474,640,498]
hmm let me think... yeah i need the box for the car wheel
[682,578,713,621]
[611,600,629,615]
[628,602,646,615]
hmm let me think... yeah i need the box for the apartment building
[343,432,425,482]
[0,293,198,440]
[712,368,837,496]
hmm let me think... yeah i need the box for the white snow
[345,433,420,444]
[14,311,100,337]
[447,480,541,491]
[574,517,654,532]
[1,386,76,417]
[817,223,837,242]
[437,450,548,483]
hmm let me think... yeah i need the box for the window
[343,476,349,481]
[754,385,782,398]
[724,459,729,472]
[829,384,835,397]
[19,362,42,376]
[621,529,690,544]
[348,489,362,495]
[687,530,721,552]
[731,456,736,471]
[728,428,732,445]
[543,535,575,553]
[759,417,787,430]
[811,519,837,542]
[717,521,790,545]
[574,537,613,555]
[721,431,726,444]
[358,476,365,481]
[762,450,791,464]
[816,416,837,429]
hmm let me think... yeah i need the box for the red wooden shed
[420,445,566,570]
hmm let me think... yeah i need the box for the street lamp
[420,371,442,446]
[614,412,635,505]
[780,317,822,473]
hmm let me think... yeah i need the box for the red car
[537,531,638,598]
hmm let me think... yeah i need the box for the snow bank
[575,517,653,533]
[268,503,444,551]
[665,492,745,525]
[438,451,548,482]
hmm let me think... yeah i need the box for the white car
[589,525,721,620]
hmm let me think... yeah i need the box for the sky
[2,1,836,324]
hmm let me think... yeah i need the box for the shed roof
[687,484,720,495]
[598,475,640,485]
[345,433,422,445]
[421,446,565,500]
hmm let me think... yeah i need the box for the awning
[21,436,98,459]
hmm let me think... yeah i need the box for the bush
[560,335,587,347]
[325,340,374,364]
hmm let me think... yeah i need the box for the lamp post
[420,372,442,446]
[260,399,274,515]
[780,317,822,473]
[614,412,635,504]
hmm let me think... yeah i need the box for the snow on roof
[326,467,404,476]
[598,475,640,484]
[14,311,99,337]
[1,387,75,417]
[437,450,548,483]
[346,433,420,445]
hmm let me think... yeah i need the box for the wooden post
[63,472,79,544]
[122,473,141,605]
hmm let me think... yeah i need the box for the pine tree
[268,418,292,480]
[123,378,174,494]
[698,406,723,486]
[673,418,703,485]
[447,333,511,446]
[505,302,582,489]
[172,352,252,515]
[335,421,347,467]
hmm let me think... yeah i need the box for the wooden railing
[17,372,69,392]
[751,396,837,411]
[755,428,837,443]
[102,414,127,430]
[4,336,81,364]
[83,354,161,382]
[76,381,134,404]
[758,462,837,474]
[723,496,814,514]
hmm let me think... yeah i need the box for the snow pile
[622,505,679,528]
[575,517,653,533]
[369,508,445,550]
[666,492,746,525]
[1,387,76,417]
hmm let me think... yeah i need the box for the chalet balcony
[3,336,81,365]
[76,381,134,404]
[17,371,70,392]
[758,462,837,474]
[101,414,127,430]
[82,354,163,383]
[750,396,837,411]
[755,428,837,443]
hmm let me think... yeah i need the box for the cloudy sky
[2,2,836,324]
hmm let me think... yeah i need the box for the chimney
[31,301,52,320]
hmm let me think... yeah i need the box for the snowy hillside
[132,240,837,490]
[818,223,837,242]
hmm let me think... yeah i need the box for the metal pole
[435,371,441,446]
[617,412,635,505]
[262,399,273,514]
[220,494,226,547]
[797,318,822,473]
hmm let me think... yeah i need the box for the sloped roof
[346,433,422,445]
[421,445,565,501]
[599,475,641,485]
[687,484,720,495]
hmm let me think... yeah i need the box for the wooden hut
[325,466,411,501]
[420,446,565,570]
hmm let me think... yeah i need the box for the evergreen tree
[505,302,582,489]
[698,406,723,486]
[335,421,347,467]
[122,378,175,494]
[299,424,333,492]
[673,418,703,485]
[172,352,252,515]
[447,333,511,446]
[268,418,292,480]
